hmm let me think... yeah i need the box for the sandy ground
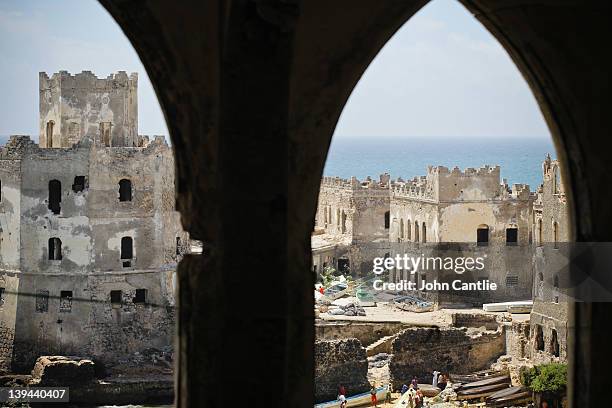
[319,301,531,326]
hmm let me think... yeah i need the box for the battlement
[321,174,390,191]
[39,70,138,91]
[390,175,435,201]
[431,164,500,178]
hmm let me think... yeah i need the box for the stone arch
[96,1,612,406]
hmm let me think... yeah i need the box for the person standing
[411,376,418,390]
[370,384,378,407]
[338,384,346,397]
[432,370,439,387]
[384,383,393,405]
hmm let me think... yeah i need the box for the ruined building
[0,71,187,372]
[530,155,569,362]
[314,165,535,304]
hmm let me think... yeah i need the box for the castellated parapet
[39,71,138,149]
[0,72,187,374]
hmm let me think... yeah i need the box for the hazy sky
[334,0,549,139]
[0,0,168,138]
[0,0,548,140]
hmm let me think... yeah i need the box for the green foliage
[321,266,337,287]
[320,266,352,287]
[521,363,567,394]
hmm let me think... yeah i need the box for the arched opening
[414,220,420,243]
[553,221,559,249]
[399,218,404,240]
[92,3,606,404]
[550,329,560,358]
[48,179,61,214]
[477,224,489,246]
[118,179,132,202]
[384,211,390,229]
[120,236,133,268]
[48,237,62,261]
[537,218,543,246]
[406,218,411,240]
[421,223,426,243]
[535,325,545,352]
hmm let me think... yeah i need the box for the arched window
[406,219,411,240]
[48,237,62,260]
[48,179,61,214]
[341,210,347,233]
[46,120,54,148]
[537,218,543,247]
[414,221,419,243]
[119,179,132,202]
[422,223,427,243]
[384,211,390,229]
[553,221,559,249]
[553,274,559,303]
[399,219,404,240]
[121,236,133,259]
[477,225,489,246]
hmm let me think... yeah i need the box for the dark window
[0,287,4,305]
[121,237,133,259]
[48,237,62,260]
[535,325,544,351]
[110,290,122,304]
[422,224,427,243]
[72,176,86,192]
[337,258,350,273]
[133,289,147,304]
[551,329,560,357]
[60,290,72,312]
[119,179,132,202]
[506,227,518,246]
[176,237,181,255]
[48,179,61,214]
[477,226,489,246]
[36,290,49,313]
[384,211,390,229]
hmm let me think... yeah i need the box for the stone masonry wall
[315,338,370,402]
[389,327,505,389]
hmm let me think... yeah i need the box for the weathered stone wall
[0,274,18,372]
[0,132,184,372]
[530,156,569,362]
[315,321,408,346]
[314,338,369,402]
[11,271,174,372]
[39,71,138,148]
[504,320,530,359]
[389,327,505,388]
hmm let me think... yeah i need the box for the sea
[324,136,557,190]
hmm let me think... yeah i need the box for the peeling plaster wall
[0,133,185,372]
[39,71,138,148]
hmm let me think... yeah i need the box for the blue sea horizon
[324,136,557,190]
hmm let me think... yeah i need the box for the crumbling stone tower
[39,71,138,148]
